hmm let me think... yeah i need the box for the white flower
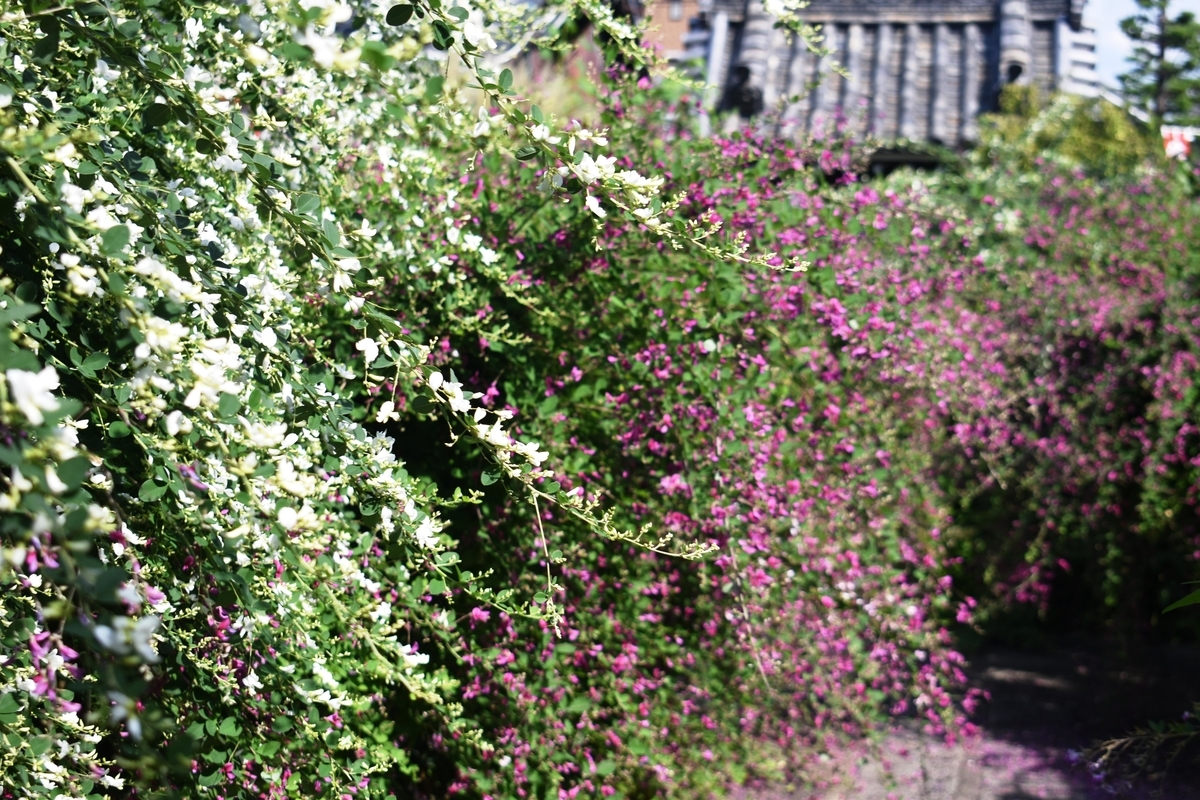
[530,124,561,145]
[355,338,379,365]
[245,43,272,66]
[252,327,278,349]
[473,106,492,137]
[241,419,288,448]
[333,258,359,292]
[398,642,430,669]
[444,385,471,413]
[427,371,444,391]
[93,59,121,88]
[59,183,87,214]
[98,773,126,789]
[571,153,617,184]
[182,66,212,86]
[296,26,341,69]
[414,517,439,549]
[585,195,606,219]
[142,316,189,354]
[43,466,68,495]
[6,366,61,426]
[277,506,299,530]
[85,206,120,231]
[243,670,264,693]
[131,616,161,662]
[107,691,142,740]
[344,296,366,313]
[51,418,81,456]
[67,264,102,297]
[375,401,399,423]
[184,17,203,44]
[94,616,160,663]
[213,153,246,173]
[462,20,496,51]
[164,410,193,436]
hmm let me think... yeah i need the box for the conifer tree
[1119,0,1200,122]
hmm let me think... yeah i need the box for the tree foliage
[1119,0,1200,122]
[979,85,1163,179]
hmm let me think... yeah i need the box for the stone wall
[693,0,1086,146]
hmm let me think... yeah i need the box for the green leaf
[514,146,538,161]
[481,471,497,486]
[272,716,293,733]
[447,6,468,20]
[81,352,110,372]
[56,456,90,491]
[31,19,60,64]
[218,393,241,419]
[0,301,40,327]
[1165,588,1200,613]
[101,225,131,256]
[424,75,445,104]
[143,103,173,130]
[411,395,437,414]
[138,479,168,502]
[360,39,396,70]
[427,579,446,595]
[566,696,590,714]
[431,19,453,50]
[531,105,543,123]
[499,68,513,91]
[295,193,321,217]
[385,4,414,25]
[595,759,616,776]
[218,717,241,737]
[322,218,341,247]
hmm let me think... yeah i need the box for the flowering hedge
[0,0,731,796]
[2,0,1198,797]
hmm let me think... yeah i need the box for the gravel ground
[735,642,1200,800]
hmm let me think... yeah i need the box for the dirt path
[738,643,1200,800]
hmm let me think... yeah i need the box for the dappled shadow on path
[734,641,1200,800]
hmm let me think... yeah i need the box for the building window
[669,0,683,21]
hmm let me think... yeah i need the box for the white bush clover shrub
[0,0,780,794]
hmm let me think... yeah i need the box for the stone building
[645,0,1100,145]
